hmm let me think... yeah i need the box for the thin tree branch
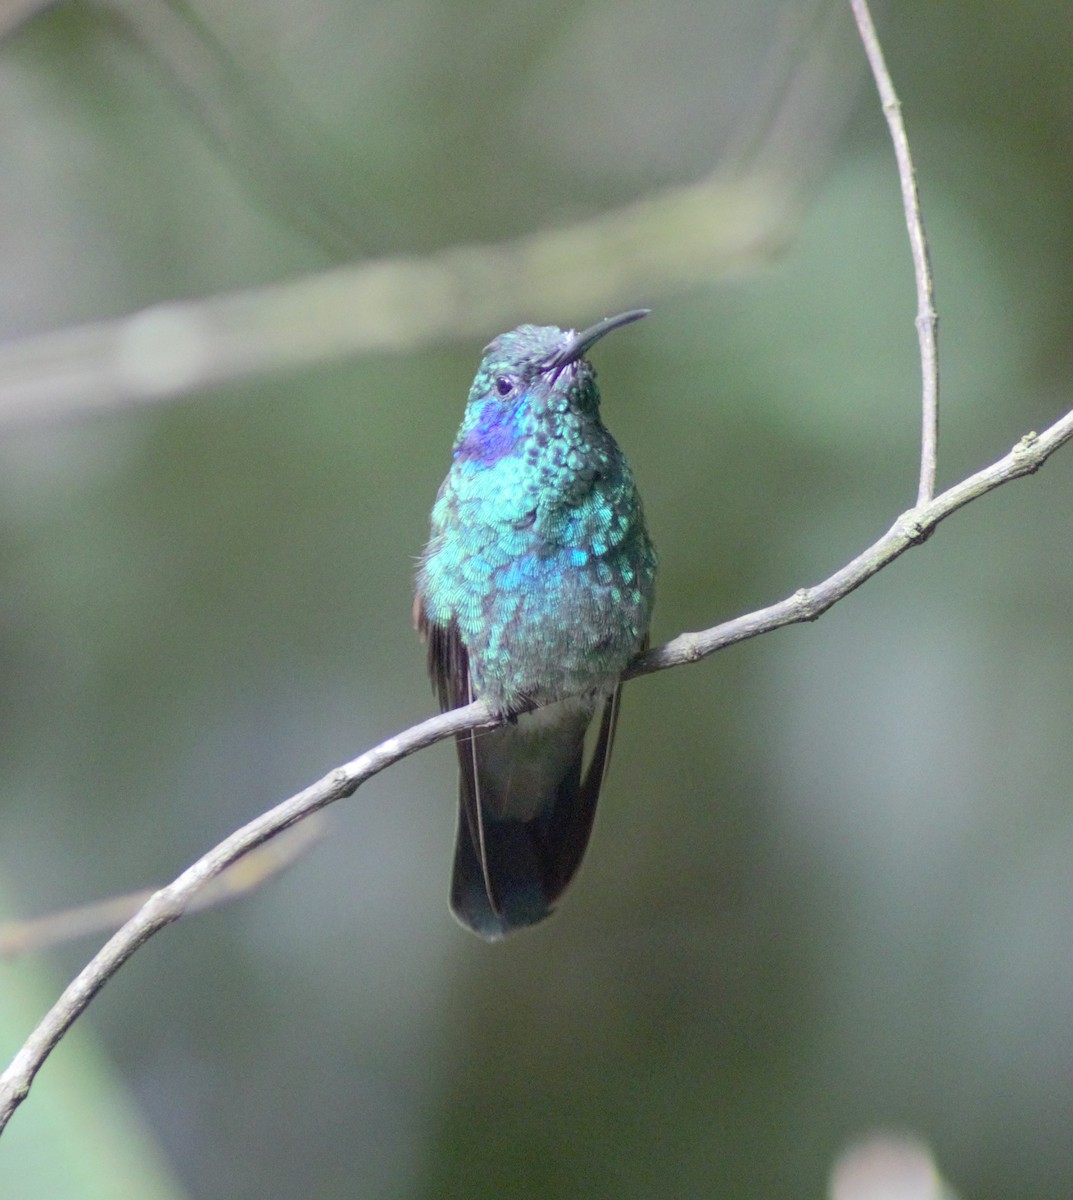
[850,0,939,505]
[0,699,500,1132]
[0,0,1059,1146]
[628,420,1072,677]
[2,407,1072,1135]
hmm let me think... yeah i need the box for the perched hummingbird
[415,310,657,940]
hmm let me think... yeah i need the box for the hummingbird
[415,310,657,940]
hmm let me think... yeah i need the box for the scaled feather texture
[416,311,656,939]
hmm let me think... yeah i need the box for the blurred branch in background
[100,0,389,256]
[0,172,792,428]
[0,0,59,41]
[723,0,857,186]
[0,696,497,1134]
[0,0,859,427]
[0,816,325,958]
[0,0,395,257]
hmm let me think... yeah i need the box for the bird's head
[453,310,648,466]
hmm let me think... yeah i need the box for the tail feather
[415,600,625,940]
[449,691,618,940]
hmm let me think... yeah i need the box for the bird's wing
[414,595,469,713]
[415,598,499,915]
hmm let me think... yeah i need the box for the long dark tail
[450,690,620,940]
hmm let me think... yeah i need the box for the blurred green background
[1,1,1072,1197]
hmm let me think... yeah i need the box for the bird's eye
[494,376,514,397]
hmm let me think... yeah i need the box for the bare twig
[629,421,1072,677]
[2,409,1072,1134]
[850,0,939,505]
[0,817,326,958]
[0,699,500,1131]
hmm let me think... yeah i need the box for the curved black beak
[540,309,649,373]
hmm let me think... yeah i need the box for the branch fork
[2,0,1071,1137]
